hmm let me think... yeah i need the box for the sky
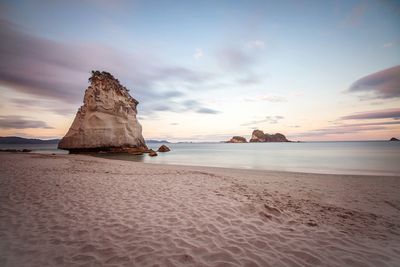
[0,0,399,142]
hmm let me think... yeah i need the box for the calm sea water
[2,141,400,176]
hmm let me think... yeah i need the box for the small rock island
[390,137,399,141]
[250,130,290,142]
[58,71,148,154]
[226,130,290,143]
[226,136,247,143]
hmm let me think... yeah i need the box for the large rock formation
[249,130,290,142]
[58,71,148,153]
[226,136,247,143]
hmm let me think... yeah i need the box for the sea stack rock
[157,145,171,152]
[226,136,247,143]
[58,71,148,153]
[249,130,290,142]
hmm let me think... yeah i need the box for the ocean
[2,141,400,176]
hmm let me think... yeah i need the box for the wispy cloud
[196,107,220,114]
[149,99,220,115]
[293,108,400,138]
[244,94,287,103]
[246,40,265,49]
[11,98,76,116]
[216,47,254,71]
[241,116,284,126]
[341,108,400,120]
[236,73,262,85]
[182,100,220,114]
[342,2,367,27]
[193,48,203,59]
[159,90,185,98]
[0,115,53,129]
[153,104,171,112]
[347,65,400,99]
[383,42,394,48]
[292,121,400,138]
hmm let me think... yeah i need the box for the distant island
[226,136,247,143]
[0,136,170,145]
[390,137,399,141]
[146,140,170,144]
[250,130,290,142]
[0,136,60,144]
[226,130,290,143]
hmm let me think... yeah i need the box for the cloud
[0,18,212,116]
[294,108,400,138]
[193,48,203,59]
[216,47,254,71]
[241,116,284,126]
[347,65,400,99]
[0,115,53,129]
[383,42,394,48]
[236,73,262,85]
[153,104,172,112]
[11,98,75,116]
[292,121,400,138]
[147,99,220,115]
[246,40,265,49]
[244,94,287,102]
[160,90,185,98]
[342,3,367,27]
[196,107,220,114]
[151,66,208,84]
[341,108,400,120]
[182,99,220,114]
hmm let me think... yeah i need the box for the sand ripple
[0,153,399,266]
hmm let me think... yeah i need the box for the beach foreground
[0,153,399,267]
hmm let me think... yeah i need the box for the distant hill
[0,136,171,145]
[0,136,60,144]
[146,139,170,144]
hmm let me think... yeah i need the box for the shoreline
[1,153,400,266]
[4,150,400,177]
[94,152,400,178]
[1,139,400,177]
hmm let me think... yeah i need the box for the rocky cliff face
[249,130,290,142]
[58,71,147,153]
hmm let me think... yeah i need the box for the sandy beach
[0,153,399,267]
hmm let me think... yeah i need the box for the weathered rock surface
[148,149,158,157]
[158,145,171,152]
[226,136,247,143]
[249,130,290,142]
[58,71,147,153]
[390,137,399,141]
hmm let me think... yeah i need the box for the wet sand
[0,153,399,266]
